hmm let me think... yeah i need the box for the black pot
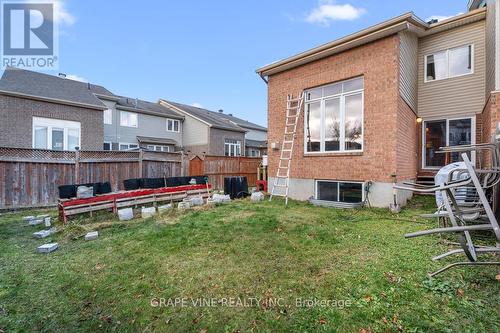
[224,176,249,199]
[58,184,76,199]
[124,178,140,191]
[140,178,165,189]
[97,182,112,194]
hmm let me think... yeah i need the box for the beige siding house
[159,100,266,157]
[256,0,500,207]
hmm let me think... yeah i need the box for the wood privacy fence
[0,147,185,209]
[189,155,262,190]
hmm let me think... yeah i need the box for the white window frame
[103,109,112,125]
[120,111,138,128]
[146,144,171,152]
[421,116,476,169]
[424,44,474,83]
[32,117,81,151]
[166,119,180,132]
[314,180,365,203]
[118,142,139,151]
[103,141,112,151]
[304,79,364,154]
[224,139,241,157]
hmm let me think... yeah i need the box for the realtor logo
[1,1,58,69]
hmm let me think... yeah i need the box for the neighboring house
[256,0,500,207]
[0,67,108,150]
[99,95,184,152]
[217,112,268,156]
[160,100,267,156]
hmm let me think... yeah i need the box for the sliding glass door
[423,117,473,168]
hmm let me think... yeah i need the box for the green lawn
[0,197,499,332]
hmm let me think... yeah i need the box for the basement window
[315,180,363,203]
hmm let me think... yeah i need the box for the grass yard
[0,196,499,332]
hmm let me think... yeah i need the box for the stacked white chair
[394,143,500,277]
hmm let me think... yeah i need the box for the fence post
[181,151,185,177]
[138,149,144,178]
[75,150,80,184]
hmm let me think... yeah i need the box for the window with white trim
[119,143,139,151]
[248,148,261,157]
[146,145,171,152]
[32,117,81,151]
[120,111,138,127]
[103,109,112,125]
[425,44,473,82]
[167,119,180,132]
[315,180,363,203]
[305,77,364,153]
[103,142,112,151]
[224,139,241,156]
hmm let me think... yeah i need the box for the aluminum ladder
[269,92,304,205]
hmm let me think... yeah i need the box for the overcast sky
[12,0,467,126]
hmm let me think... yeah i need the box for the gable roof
[216,113,267,131]
[116,96,184,120]
[256,8,486,77]
[160,100,247,132]
[0,67,109,109]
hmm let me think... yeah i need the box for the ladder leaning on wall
[269,92,305,205]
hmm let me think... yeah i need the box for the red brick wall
[267,35,409,183]
[481,92,499,144]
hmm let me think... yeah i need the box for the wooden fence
[189,155,262,190]
[0,147,185,209]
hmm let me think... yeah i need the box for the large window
[315,180,363,203]
[305,77,363,153]
[32,117,80,151]
[224,139,241,156]
[103,109,112,125]
[120,111,138,127]
[423,117,473,168]
[425,44,473,82]
[166,119,180,132]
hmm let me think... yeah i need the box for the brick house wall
[0,94,104,150]
[267,35,412,188]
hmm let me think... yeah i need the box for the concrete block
[85,231,99,241]
[37,243,58,253]
[141,207,156,218]
[44,217,52,227]
[251,192,264,202]
[22,216,35,223]
[158,204,173,213]
[178,201,192,210]
[118,208,134,221]
[190,196,204,206]
[29,219,44,226]
[212,194,231,203]
[33,228,56,239]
